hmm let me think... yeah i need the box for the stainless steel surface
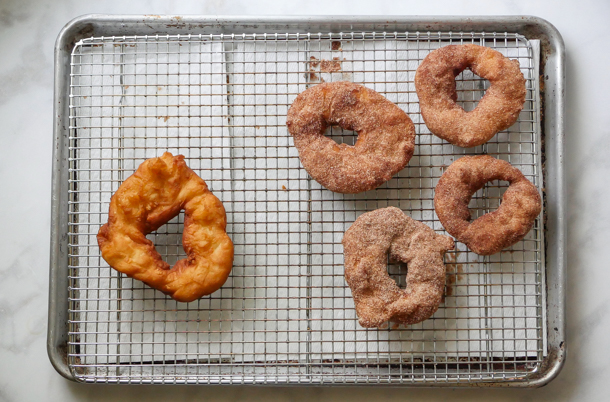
[49,15,565,386]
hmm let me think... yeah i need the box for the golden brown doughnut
[342,207,454,328]
[286,81,415,193]
[415,44,526,148]
[97,152,234,302]
[434,155,541,255]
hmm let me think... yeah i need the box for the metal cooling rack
[50,16,565,387]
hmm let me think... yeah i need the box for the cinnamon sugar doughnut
[415,44,526,148]
[286,81,415,193]
[434,155,541,255]
[342,207,454,328]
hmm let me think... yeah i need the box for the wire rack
[66,30,544,385]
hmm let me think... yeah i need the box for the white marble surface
[0,0,608,400]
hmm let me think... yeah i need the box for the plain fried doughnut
[97,152,234,302]
[342,207,454,328]
[286,81,416,193]
[415,44,526,147]
[434,155,541,255]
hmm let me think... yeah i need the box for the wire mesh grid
[66,30,544,384]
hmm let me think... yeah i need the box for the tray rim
[48,14,565,387]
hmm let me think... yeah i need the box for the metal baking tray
[48,15,565,386]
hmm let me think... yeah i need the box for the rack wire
[66,30,544,384]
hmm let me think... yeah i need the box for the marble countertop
[1,0,608,400]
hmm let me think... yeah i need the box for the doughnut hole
[467,179,510,221]
[324,125,358,146]
[145,213,186,266]
[387,257,409,289]
[455,69,490,112]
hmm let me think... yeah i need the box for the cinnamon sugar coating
[434,155,541,255]
[286,81,415,193]
[415,44,526,148]
[97,152,234,302]
[342,207,454,328]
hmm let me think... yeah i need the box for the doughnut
[342,207,454,328]
[434,155,541,255]
[415,44,526,148]
[286,81,415,193]
[97,152,234,302]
